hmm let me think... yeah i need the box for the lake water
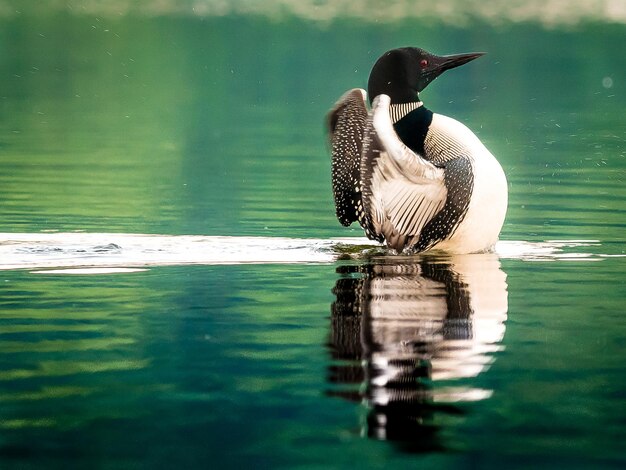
[0,5,625,469]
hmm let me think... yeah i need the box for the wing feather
[360,95,448,251]
[326,89,368,226]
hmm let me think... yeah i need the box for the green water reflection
[0,6,624,469]
[1,258,624,467]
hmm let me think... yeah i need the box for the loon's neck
[392,104,434,156]
[389,101,423,124]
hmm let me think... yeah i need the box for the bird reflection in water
[327,253,508,452]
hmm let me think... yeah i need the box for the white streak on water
[0,233,617,274]
[0,233,362,271]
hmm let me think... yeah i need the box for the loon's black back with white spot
[327,89,368,226]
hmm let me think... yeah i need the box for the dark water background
[0,5,624,469]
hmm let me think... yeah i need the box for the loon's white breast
[424,113,508,253]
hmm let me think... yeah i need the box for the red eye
[420,59,428,68]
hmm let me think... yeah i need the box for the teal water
[0,7,625,469]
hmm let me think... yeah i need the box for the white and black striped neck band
[389,101,423,124]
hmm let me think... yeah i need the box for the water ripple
[0,233,620,273]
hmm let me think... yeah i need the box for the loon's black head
[367,47,484,105]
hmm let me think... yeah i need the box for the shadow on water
[327,253,507,453]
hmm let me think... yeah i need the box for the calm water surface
[0,8,625,469]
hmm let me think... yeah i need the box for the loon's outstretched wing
[360,94,447,251]
[326,88,368,227]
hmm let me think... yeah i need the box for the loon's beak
[418,52,485,92]
[439,52,485,72]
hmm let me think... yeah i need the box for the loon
[327,47,507,254]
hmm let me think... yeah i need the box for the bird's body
[327,47,507,254]
[420,110,507,253]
